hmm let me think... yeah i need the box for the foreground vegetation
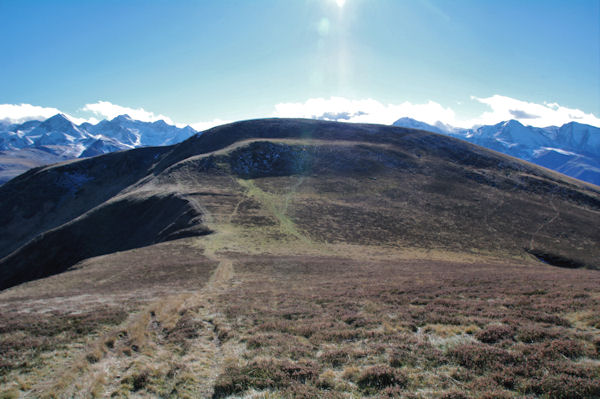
[1,242,598,398]
[209,254,599,399]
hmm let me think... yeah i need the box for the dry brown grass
[207,252,600,398]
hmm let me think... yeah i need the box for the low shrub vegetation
[210,254,600,398]
[2,250,599,397]
[355,365,408,394]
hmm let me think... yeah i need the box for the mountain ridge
[0,113,198,184]
[393,117,600,185]
[2,112,600,186]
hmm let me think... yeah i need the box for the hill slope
[1,119,599,398]
[2,118,599,290]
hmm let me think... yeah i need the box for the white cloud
[466,95,600,128]
[273,95,600,128]
[0,103,64,124]
[3,96,599,132]
[0,101,229,131]
[273,96,459,126]
[190,119,232,132]
[83,101,232,131]
[0,103,96,125]
[82,101,176,125]
[82,101,233,131]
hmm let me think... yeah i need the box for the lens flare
[336,0,346,7]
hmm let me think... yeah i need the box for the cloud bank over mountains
[1,95,599,130]
[81,101,176,126]
[0,101,233,132]
[470,95,600,128]
[274,95,600,128]
[0,104,66,125]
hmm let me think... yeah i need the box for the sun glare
[335,0,346,8]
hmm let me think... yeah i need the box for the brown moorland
[0,119,598,398]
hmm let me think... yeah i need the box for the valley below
[0,119,599,398]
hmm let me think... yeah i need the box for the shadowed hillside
[0,193,210,290]
[0,146,172,259]
[0,119,599,398]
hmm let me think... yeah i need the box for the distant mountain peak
[392,117,448,134]
[395,117,419,123]
[152,119,168,127]
[503,119,524,128]
[394,117,600,186]
[112,114,133,122]
[46,113,71,123]
[39,113,77,130]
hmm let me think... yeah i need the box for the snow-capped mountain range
[2,113,599,186]
[0,114,197,184]
[394,118,600,186]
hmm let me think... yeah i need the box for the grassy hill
[0,119,599,398]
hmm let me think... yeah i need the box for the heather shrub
[525,312,571,327]
[587,313,600,329]
[450,367,475,383]
[376,385,405,397]
[524,374,600,399]
[342,313,379,329]
[540,339,586,359]
[319,349,351,367]
[490,369,516,390]
[212,359,320,398]
[448,344,516,372]
[310,328,362,343]
[121,370,151,392]
[467,375,502,392]
[0,389,20,399]
[440,391,470,399]
[478,391,514,399]
[341,366,360,381]
[547,361,599,379]
[244,333,315,360]
[475,325,514,344]
[0,309,127,338]
[516,325,553,343]
[165,313,202,349]
[356,366,408,394]
[131,371,149,392]
[390,342,445,368]
[283,382,344,399]
[316,369,337,389]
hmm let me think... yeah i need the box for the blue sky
[1,0,599,128]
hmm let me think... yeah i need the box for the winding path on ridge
[29,189,240,398]
[30,169,323,397]
[529,198,560,252]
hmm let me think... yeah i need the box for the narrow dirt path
[283,175,305,215]
[29,196,240,398]
[237,177,311,244]
[529,199,560,251]
[483,190,505,233]
[167,242,237,399]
